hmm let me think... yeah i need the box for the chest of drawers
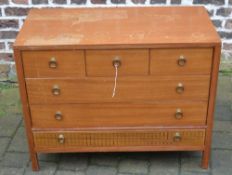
[13,7,221,171]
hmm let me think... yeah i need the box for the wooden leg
[14,50,40,171]
[201,150,210,169]
[31,152,39,171]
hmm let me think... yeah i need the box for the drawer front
[30,102,207,128]
[22,50,85,78]
[33,129,205,151]
[86,49,149,76]
[26,76,210,104]
[150,48,213,75]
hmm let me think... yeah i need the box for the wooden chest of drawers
[13,7,221,171]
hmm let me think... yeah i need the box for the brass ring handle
[55,111,62,121]
[176,83,184,94]
[52,85,60,96]
[173,132,181,142]
[112,59,121,68]
[177,55,186,66]
[49,57,57,68]
[57,134,65,144]
[175,108,183,119]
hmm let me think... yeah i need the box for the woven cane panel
[33,130,205,149]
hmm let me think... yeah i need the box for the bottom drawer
[33,129,205,152]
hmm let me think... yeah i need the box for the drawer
[33,129,205,152]
[30,102,207,128]
[86,49,149,76]
[26,76,210,104]
[150,48,213,75]
[22,50,85,78]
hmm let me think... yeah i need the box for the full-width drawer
[22,50,85,78]
[26,76,210,104]
[86,49,149,76]
[30,102,207,128]
[33,129,205,152]
[150,48,213,75]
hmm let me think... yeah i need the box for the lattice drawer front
[33,129,205,149]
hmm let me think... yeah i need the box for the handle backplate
[175,108,183,119]
[52,85,60,96]
[176,83,184,94]
[57,134,65,144]
[55,111,62,121]
[177,55,186,66]
[112,58,121,68]
[173,132,182,142]
[49,57,57,68]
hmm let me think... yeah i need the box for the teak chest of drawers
[13,7,221,171]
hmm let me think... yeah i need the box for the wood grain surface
[151,48,213,75]
[86,49,149,76]
[14,7,220,49]
[30,102,208,128]
[25,76,210,104]
[14,49,39,170]
[202,44,221,168]
[22,50,85,78]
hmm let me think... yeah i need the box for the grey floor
[0,75,231,175]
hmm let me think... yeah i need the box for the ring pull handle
[173,132,182,142]
[112,59,121,68]
[175,108,183,119]
[55,111,62,121]
[49,57,57,68]
[176,83,184,94]
[112,57,121,98]
[177,55,186,66]
[52,85,60,96]
[57,134,65,144]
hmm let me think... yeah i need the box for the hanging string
[112,65,118,98]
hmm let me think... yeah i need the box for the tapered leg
[201,150,210,169]
[31,152,39,171]
[14,50,40,171]
[201,45,221,170]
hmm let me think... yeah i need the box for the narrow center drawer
[86,49,149,76]
[22,50,85,78]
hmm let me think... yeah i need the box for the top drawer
[150,48,213,75]
[86,49,149,76]
[22,50,85,78]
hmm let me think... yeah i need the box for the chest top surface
[14,7,220,49]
